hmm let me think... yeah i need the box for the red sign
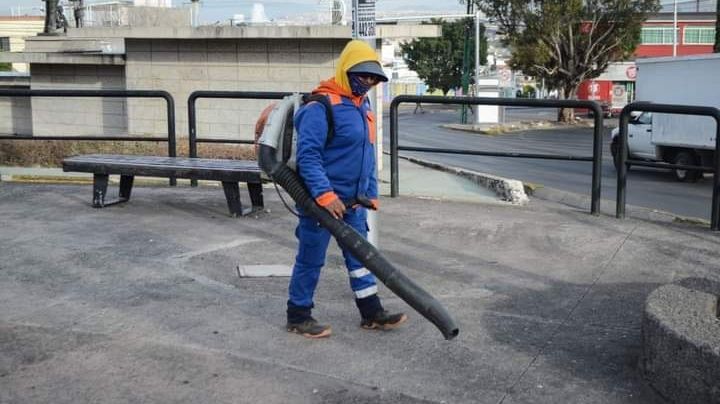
[626,66,637,80]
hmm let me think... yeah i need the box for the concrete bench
[62,154,263,217]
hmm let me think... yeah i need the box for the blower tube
[258,145,459,340]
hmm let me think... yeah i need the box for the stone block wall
[0,87,32,136]
[124,38,348,147]
[30,64,128,137]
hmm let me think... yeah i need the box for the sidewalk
[1,159,718,403]
[1,155,504,205]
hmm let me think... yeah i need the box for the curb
[398,155,529,205]
[530,185,711,227]
[441,121,599,135]
[0,171,280,190]
[394,156,708,227]
[0,173,219,188]
[641,277,720,403]
[1,174,93,185]
[440,120,616,135]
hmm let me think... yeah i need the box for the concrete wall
[124,38,348,143]
[0,16,45,73]
[83,5,191,28]
[30,64,128,137]
[0,84,32,136]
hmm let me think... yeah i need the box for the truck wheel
[673,151,701,182]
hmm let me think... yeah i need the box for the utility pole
[715,0,720,53]
[673,0,678,57]
[460,1,473,124]
[474,9,481,122]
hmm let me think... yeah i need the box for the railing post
[591,104,603,215]
[163,91,177,186]
[711,113,720,230]
[390,97,400,197]
[188,93,198,187]
[616,107,630,219]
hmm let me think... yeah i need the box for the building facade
[0,16,45,72]
[0,24,439,143]
[577,12,716,113]
[635,12,716,58]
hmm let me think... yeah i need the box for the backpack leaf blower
[256,94,458,340]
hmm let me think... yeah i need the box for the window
[0,37,9,52]
[636,112,652,125]
[641,27,676,44]
[684,27,715,45]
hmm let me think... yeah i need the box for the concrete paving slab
[503,323,660,404]
[378,155,502,204]
[236,264,293,278]
[1,179,719,403]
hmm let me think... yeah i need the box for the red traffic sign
[626,66,637,80]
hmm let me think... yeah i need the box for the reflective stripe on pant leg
[288,215,331,308]
[339,208,377,298]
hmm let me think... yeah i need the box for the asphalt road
[384,105,716,221]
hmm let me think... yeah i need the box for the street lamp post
[673,0,678,57]
[352,0,380,246]
[475,10,481,122]
[460,2,473,124]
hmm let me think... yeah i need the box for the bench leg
[93,174,109,208]
[222,181,250,217]
[248,182,264,211]
[119,175,134,201]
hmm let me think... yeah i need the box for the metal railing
[0,89,177,185]
[187,90,291,186]
[0,89,176,149]
[615,102,720,230]
[187,90,292,157]
[390,95,605,215]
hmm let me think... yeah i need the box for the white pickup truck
[610,54,720,182]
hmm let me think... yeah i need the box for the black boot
[356,295,408,330]
[287,301,331,339]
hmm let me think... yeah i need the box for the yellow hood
[334,40,382,93]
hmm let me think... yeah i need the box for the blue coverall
[287,75,381,322]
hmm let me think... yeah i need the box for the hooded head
[334,40,387,95]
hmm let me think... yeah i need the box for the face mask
[348,74,373,96]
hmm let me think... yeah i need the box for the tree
[468,0,660,121]
[401,18,488,96]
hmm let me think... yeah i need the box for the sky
[196,0,467,23]
[1,0,468,21]
[1,0,714,22]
